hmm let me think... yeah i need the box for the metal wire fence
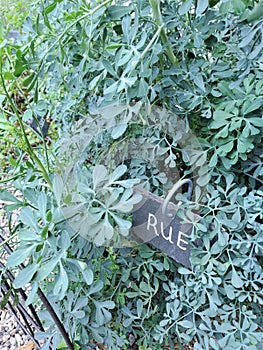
[0,233,74,350]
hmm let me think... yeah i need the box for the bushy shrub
[0,1,262,349]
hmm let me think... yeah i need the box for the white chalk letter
[160,221,174,244]
[147,213,159,236]
[177,231,189,251]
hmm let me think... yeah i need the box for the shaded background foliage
[0,0,263,349]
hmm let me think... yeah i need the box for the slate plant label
[29,115,50,137]
[132,187,198,268]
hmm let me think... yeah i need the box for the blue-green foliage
[0,0,262,349]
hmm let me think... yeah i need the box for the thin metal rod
[162,179,193,216]
[0,235,74,350]
[0,261,45,332]
[8,301,41,349]
[37,289,75,350]
[1,284,41,349]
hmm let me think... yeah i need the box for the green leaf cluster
[0,0,262,349]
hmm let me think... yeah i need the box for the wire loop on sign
[162,179,193,217]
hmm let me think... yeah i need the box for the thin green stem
[149,0,178,66]
[0,173,27,183]
[0,232,18,249]
[0,50,52,188]
[128,24,164,77]
[18,0,113,105]
[9,62,51,172]
[38,0,112,70]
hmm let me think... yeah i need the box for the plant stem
[23,0,113,124]
[149,0,178,66]
[38,0,112,70]
[0,232,18,248]
[0,50,52,188]
[0,173,27,183]
[128,24,164,77]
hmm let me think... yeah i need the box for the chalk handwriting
[147,212,189,250]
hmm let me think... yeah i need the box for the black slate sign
[29,115,50,137]
[132,187,199,268]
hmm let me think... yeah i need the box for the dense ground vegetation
[0,0,263,349]
[0,0,33,29]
